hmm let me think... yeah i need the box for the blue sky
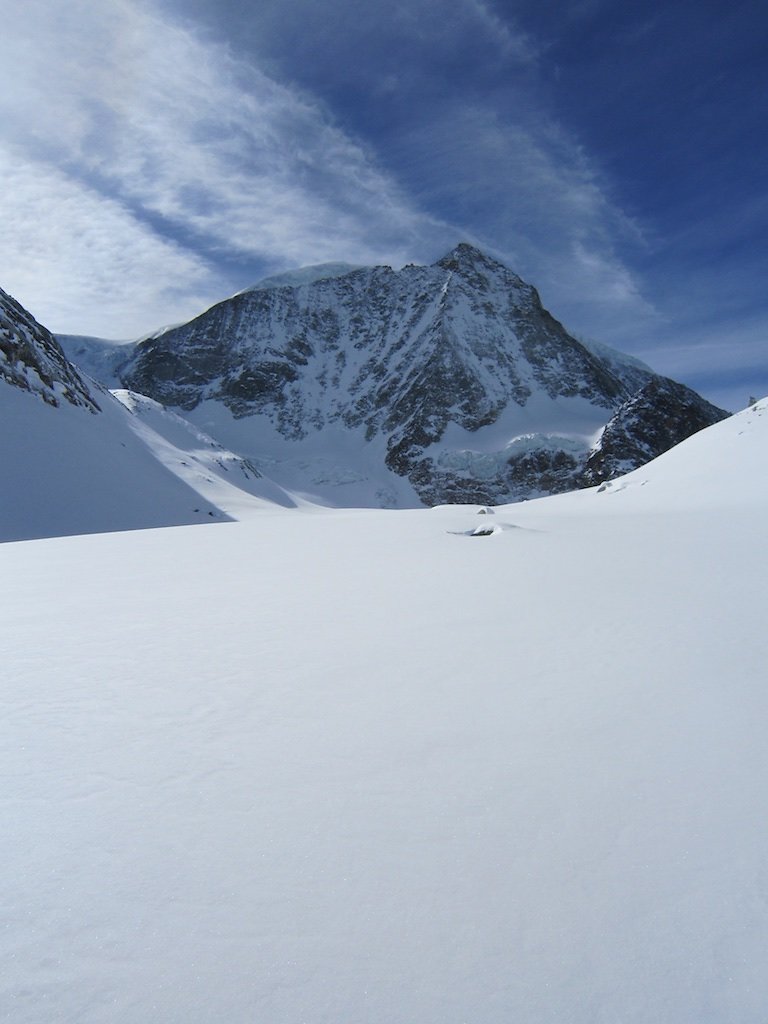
[0,0,765,410]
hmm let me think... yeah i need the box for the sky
[0,0,765,410]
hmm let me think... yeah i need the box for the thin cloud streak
[393,102,657,342]
[0,145,226,337]
[1,0,655,346]
[464,0,540,64]
[87,25,442,264]
[0,0,451,336]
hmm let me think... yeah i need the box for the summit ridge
[60,246,728,507]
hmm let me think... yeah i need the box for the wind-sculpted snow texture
[117,244,728,506]
[2,402,768,1023]
[0,287,99,412]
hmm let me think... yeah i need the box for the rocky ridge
[1,287,100,413]
[70,244,729,506]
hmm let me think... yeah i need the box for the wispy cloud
[0,145,226,337]
[463,0,540,64]
[0,0,655,346]
[71,16,443,265]
[206,0,658,340]
[0,0,450,333]
[389,100,657,340]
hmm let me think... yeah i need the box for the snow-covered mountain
[63,243,727,507]
[3,399,767,1022]
[0,289,295,542]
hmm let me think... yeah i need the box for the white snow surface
[0,382,297,542]
[241,262,365,292]
[2,400,768,1022]
[186,398,424,509]
[54,335,131,389]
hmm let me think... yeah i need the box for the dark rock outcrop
[580,378,730,486]
[0,287,99,412]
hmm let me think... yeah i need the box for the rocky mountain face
[99,244,728,505]
[1,287,100,413]
[581,378,729,487]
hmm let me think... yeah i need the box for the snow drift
[2,399,767,1022]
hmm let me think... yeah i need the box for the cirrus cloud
[0,0,654,346]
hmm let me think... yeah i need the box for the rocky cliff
[87,244,728,506]
[1,287,99,413]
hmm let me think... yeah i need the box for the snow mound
[470,523,502,536]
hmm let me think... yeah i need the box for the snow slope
[1,401,767,1022]
[53,334,131,389]
[2,284,297,542]
[591,395,768,510]
[0,380,297,542]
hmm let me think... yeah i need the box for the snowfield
[0,383,298,543]
[2,401,767,1022]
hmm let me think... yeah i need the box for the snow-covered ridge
[576,334,655,378]
[110,389,299,513]
[115,242,725,506]
[54,243,728,508]
[241,261,365,292]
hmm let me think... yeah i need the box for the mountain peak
[435,240,485,263]
[66,251,727,509]
[434,242,525,286]
[245,262,364,293]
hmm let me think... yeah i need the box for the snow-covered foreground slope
[2,402,767,1023]
[0,383,297,543]
[0,382,222,541]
